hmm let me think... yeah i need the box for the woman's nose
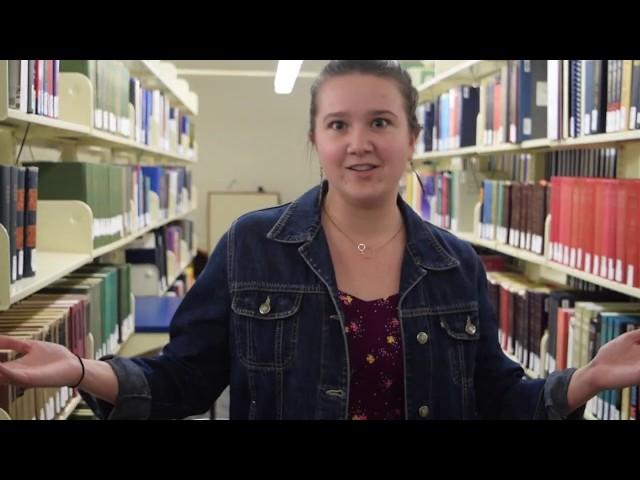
[345,126,373,155]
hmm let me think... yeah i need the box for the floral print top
[338,290,404,420]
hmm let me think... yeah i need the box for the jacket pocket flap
[232,291,302,320]
[440,312,480,341]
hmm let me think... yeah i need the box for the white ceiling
[171,60,330,76]
[170,60,428,77]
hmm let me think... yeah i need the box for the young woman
[1,60,639,420]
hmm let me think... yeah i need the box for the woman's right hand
[0,335,83,389]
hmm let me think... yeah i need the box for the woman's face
[311,73,417,208]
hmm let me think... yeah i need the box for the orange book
[451,87,459,149]
[556,307,574,370]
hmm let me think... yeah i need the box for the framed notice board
[207,191,281,252]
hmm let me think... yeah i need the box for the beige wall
[174,61,324,252]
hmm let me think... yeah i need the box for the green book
[72,266,120,356]
[24,162,107,248]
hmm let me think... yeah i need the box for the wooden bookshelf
[0,200,93,310]
[0,59,200,420]
[411,59,640,300]
[121,60,198,116]
[410,59,640,420]
[55,395,82,420]
[161,246,197,296]
[445,227,640,300]
[1,194,197,311]
[89,129,196,164]
[8,251,92,306]
[417,60,506,103]
[5,108,91,138]
[92,205,197,259]
[413,131,640,163]
[0,60,198,164]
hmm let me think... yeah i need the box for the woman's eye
[372,118,390,128]
[329,121,346,130]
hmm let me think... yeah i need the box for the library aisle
[1,60,640,421]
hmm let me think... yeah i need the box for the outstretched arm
[0,335,119,404]
[567,328,640,412]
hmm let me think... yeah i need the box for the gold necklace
[322,206,403,258]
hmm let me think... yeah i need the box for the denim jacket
[84,181,584,420]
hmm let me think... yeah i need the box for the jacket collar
[267,181,460,271]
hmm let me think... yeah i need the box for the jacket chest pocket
[232,291,302,370]
[439,311,480,387]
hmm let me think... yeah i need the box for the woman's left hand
[567,328,640,412]
[588,327,640,391]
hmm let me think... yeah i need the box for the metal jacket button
[465,316,476,335]
[259,296,271,315]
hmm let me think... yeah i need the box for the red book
[615,180,629,284]
[625,180,640,288]
[601,179,619,280]
[569,178,583,268]
[549,177,561,261]
[559,177,574,265]
[593,180,606,276]
[581,179,597,275]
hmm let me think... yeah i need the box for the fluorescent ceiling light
[274,60,304,94]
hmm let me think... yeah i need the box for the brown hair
[309,60,420,138]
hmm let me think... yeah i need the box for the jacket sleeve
[81,231,232,419]
[472,255,585,420]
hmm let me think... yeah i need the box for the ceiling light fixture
[274,60,304,94]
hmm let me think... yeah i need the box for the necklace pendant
[357,243,366,254]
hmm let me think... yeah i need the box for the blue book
[574,61,583,136]
[423,175,436,222]
[517,60,532,142]
[125,248,157,265]
[482,180,493,239]
[423,102,434,152]
[598,313,611,418]
[584,60,594,135]
[604,313,640,419]
[442,93,450,150]
[460,86,479,147]
[141,166,164,198]
[135,296,184,333]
